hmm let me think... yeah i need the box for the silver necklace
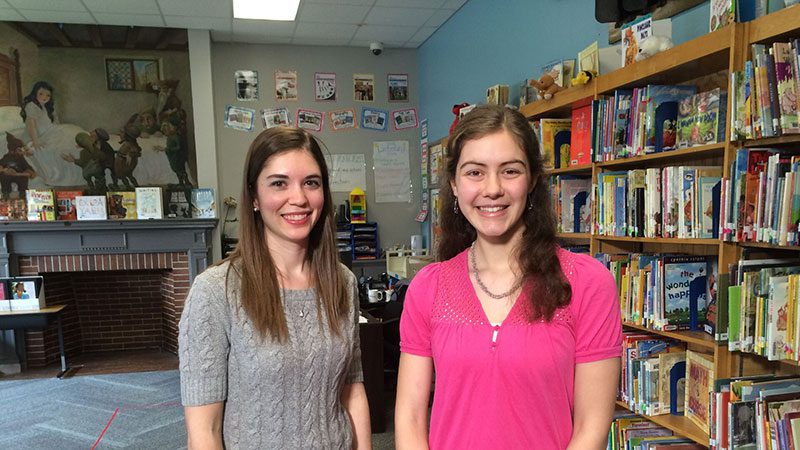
[469,242,523,300]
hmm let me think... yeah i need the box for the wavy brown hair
[438,105,571,321]
[223,126,348,342]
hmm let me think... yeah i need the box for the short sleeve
[345,269,364,384]
[178,270,231,406]
[399,263,440,357]
[568,253,623,364]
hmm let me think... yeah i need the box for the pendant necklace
[469,242,523,300]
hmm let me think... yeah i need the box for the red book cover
[55,190,83,221]
[570,98,593,166]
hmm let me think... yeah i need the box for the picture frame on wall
[106,58,160,91]
[275,70,298,101]
[329,108,356,131]
[262,107,291,129]
[224,105,256,132]
[392,107,418,130]
[296,108,324,132]
[353,73,375,102]
[361,107,387,131]
[235,69,259,101]
[387,73,409,101]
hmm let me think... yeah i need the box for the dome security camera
[370,42,384,56]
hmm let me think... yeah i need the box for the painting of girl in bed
[0,79,195,195]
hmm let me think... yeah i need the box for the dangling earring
[527,195,534,210]
[453,197,460,215]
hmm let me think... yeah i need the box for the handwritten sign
[324,154,366,192]
[373,140,410,203]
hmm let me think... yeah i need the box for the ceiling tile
[350,39,404,48]
[158,0,231,18]
[353,24,417,42]
[291,36,350,46]
[424,9,456,28]
[408,25,437,43]
[82,0,160,15]
[92,13,165,27]
[374,0,446,7]
[297,3,370,24]
[233,19,296,38]
[294,22,358,40]
[6,0,85,11]
[229,34,292,45]
[17,10,95,23]
[164,15,230,31]
[0,7,25,20]
[441,0,467,9]
[364,6,435,27]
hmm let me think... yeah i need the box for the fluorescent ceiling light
[233,0,300,21]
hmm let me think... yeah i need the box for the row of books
[609,411,704,450]
[719,148,800,246]
[730,39,800,141]
[0,187,216,222]
[597,253,718,333]
[0,276,44,311]
[709,375,800,450]
[549,176,592,233]
[595,166,722,239]
[620,331,717,434]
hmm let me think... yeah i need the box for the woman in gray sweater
[179,126,371,449]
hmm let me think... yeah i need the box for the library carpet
[0,369,397,449]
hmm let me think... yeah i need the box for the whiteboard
[325,153,366,193]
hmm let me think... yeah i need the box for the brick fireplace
[0,219,216,373]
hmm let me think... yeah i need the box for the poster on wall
[224,105,256,131]
[353,73,375,102]
[392,108,418,130]
[324,153,367,192]
[261,107,291,129]
[314,72,336,101]
[373,140,410,203]
[329,108,356,131]
[296,108,324,132]
[361,107,387,131]
[388,73,409,102]
[275,70,298,100]
[235,69,259,101]
[106,58,160,91]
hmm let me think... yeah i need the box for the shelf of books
[527,5,800,448]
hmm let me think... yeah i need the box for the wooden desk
[0,305,69,378]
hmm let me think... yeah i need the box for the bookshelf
[520,5,800,447]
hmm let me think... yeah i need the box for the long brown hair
[438,105,571,321]
[225,126,348,342]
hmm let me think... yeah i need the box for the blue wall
[417,0,717,140]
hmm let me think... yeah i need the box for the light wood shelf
[556,232,591,240]
[746,3,800,45]
[595,143,725,170]
[595,236,720,246]
[545,164,593,175]
[739,134,800,147]
[738,241,800,251]
[622,322,718,351]
[615,401,709,447]
[519,82,594,119]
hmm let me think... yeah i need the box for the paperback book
[75,195,107,220]
[107,191,137,220]
[135,187,163,220]
[191,188,216,219]
[25,189,55,221]
[55,190,82,221]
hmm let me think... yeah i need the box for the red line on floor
[91,407,119,450]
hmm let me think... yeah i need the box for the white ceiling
[0,0,467,48]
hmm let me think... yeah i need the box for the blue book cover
[553,129,571,169]
[573,191,589,233]
[669,360,687,415]
[663,255,709,331]
[711,178,721,239]
[645,85,697,153]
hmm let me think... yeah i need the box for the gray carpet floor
[0,370,396,449]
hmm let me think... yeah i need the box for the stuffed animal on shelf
[571,70,597,86]
[529,74,564,100]
[635,35,674,62]
[450,102,470,135]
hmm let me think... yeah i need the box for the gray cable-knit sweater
[178,261,363,449]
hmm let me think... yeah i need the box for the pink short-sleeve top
[400,247,622,450]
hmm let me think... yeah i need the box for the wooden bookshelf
[595,143,725,170]
[746,3,800,44]
[739,134,800,147]
[545,164,592,175]
[594,236,720,246]
[519,82,593,119]
[622,322,718,351]
[615,401,709,447]
[556,232,591,240]
[737,241,800,251]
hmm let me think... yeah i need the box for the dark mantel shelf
[0,218,217,232]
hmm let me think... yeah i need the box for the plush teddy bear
[635,35,674,62]
[529,74,564,100]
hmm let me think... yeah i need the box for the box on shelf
[386,249,433,280]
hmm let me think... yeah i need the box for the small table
[0,305,69,378]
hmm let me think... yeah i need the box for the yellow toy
[528,74,565,100]
[571,70,597,86]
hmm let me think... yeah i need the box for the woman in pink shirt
[395,105,622,449]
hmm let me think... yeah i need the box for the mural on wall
[0,23,196,199]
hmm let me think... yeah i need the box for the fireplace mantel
[0,219,217,374]
[0,219,217,280]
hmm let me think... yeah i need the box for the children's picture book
[662,255,710,331]
[657,351,686,415]
[709,0,735,32]
[621,15,652,68]
[165,189,191,219]
[577,41,599,74]
[135,187,163,220]
[5,276,45,311]
[693,89,728,146]
[191,188,216,219]
[75,195,107,220]
[684,350,715,434]
[540,119,572,169]
[55,190,82,221]
[106,191,136,220]
[570,99,593,166]
[645,85,696,153]
[0,198,27,221]
[25,189,55,221]
[541,59,565,87]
